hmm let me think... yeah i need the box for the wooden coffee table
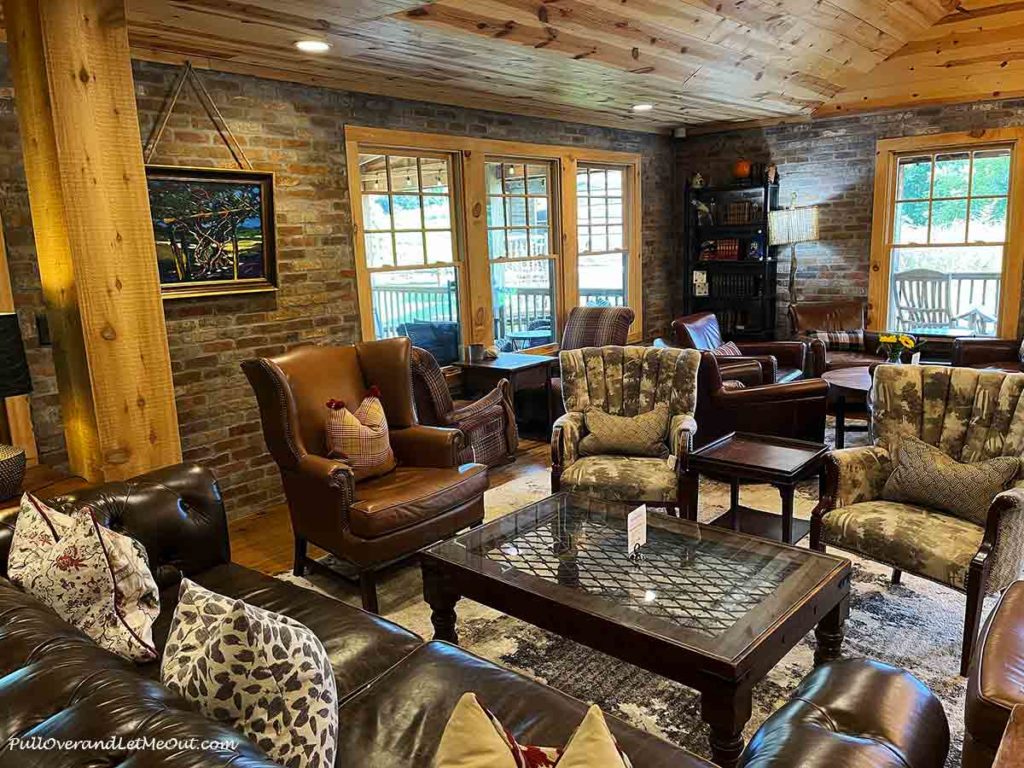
[684,432,828,545]
[821,366,872,448]
[421,492,851,768]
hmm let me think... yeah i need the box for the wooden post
[5,0,181,481]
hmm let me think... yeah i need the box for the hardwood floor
[228,438,550,576]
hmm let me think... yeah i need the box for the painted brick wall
[0,51,676,518]
[675,99,1024,335]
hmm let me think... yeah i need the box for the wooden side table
[683,432,828,545]
[0,464,89,519]
[821,366,872,449]
[454,352,556,434]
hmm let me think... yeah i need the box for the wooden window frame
[345,126,643,351]
[868,128,1024,339]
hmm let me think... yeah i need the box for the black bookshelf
[683,180,779,340]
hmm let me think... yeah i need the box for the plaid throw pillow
[804,329,865,352]
[580,403,670,458]
[712,341,743,356]
[325,387,396,480]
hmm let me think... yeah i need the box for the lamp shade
[769,205,820,246]
[0,313,31,399]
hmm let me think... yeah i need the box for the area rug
[278,458,988,767]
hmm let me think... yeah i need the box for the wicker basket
[0,444,26,501]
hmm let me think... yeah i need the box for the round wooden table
[821,366,872,448]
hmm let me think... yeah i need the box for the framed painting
[146,166,277,299]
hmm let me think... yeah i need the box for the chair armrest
[806,338,826,377]
[290,454,356,533]
[390,424,465,468]
[716,378,829,405]
[723,354,777,383]
[952,338,1020,367]
[452,379,508,425]
[551,412,586,469]
[818,446,891,511]
[670,414,697,460]
[737,341,807,372]
[985,484,1024,593]
[717,358,765,386]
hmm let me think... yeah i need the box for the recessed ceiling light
[632,103,654,112]
[295,40,331,53]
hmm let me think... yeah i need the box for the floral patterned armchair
[811,364,1024,675]
[551,346,700,516]
[411,346,518,467]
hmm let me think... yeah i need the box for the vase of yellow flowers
[877,333,924,364]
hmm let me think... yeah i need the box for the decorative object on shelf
[0,312,31,500]
[142,62,277,299]
[877,333,923,364]
[692,199,714,227]
[693,270,708,297]
[715,239,740,260]
[747,240,764,260]
[690,172,706,189]
[769,194,820,303]
[732,158,752,180]
[723,200,753,225]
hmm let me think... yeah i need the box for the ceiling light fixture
[295,40,331,53]
[632,103,654,112]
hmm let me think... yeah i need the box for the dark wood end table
[421,492,851,767]
[454,352,556,433]
[821,366,872,449]
[684,432,829,545]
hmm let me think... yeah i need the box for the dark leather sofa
[0,463,950,768]
[952,337,1023,374]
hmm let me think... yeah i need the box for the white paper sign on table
[627,503,648,555]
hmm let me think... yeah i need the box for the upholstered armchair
[410,346,518,467]
[551,346,700,516]
[789,299,886,377]
[242,337,488,613]
[551,306,635,418]
[952,337,1023,374]
[692,351,828,449]
[811,364,1024,675]
[671,311,811,383]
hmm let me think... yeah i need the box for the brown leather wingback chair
[693,352,828,449]
[671,312,810,383]
[242,337,488,613]
[952,337,1023,374]
[788,299,886,376]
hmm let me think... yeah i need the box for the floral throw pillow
[161,579,338,768]
[7,493,159,662]
[325,385,396,480]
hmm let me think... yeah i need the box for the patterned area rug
[278,431,989,767]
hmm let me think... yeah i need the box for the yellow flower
[898,334,916,349]
[879,334,897,344]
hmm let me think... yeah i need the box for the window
[487,160,557,349]
[347,127,644,358]
[869,130,1024,340]
[577,164,629,310]
[358,151,462,364]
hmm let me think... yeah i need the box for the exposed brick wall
[675,99,1024,335]
[0,49,676,518]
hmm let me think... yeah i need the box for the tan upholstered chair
[551,346,700,515]
[811,364,1024,674]
[242,337,488,613]
[410,346,518,467]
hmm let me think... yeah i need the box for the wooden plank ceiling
[11,1,1022,132]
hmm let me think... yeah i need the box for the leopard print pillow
[161,579,338,768]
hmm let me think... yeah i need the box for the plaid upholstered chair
[551,346,700,515]
[811,364,1024,674]
[551,306,635,417]
[411,346,518,467]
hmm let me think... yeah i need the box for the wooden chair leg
[293,536,307,577]
[891,568,902,585]
[961,563,986,677]
[360,571,380,614]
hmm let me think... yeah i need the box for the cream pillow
[7,493,159,662]
[325,386,396,480]
[559,705,632,768]
[161,579,338,768]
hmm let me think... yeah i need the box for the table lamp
[769,195,820,303]
[0,312,32,500]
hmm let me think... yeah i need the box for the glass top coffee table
[421,492,851,768]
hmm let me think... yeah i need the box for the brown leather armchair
[952,337,1023,373]
[242,337,488,613]
[671,311,810,383]
[692,351,828,449]
[411,346,518,467]
[788,299,886,377]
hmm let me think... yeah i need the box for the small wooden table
[684,432,829,545]
[821,366,872,449]
[0,464,89,518]
[455,352,556,433]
